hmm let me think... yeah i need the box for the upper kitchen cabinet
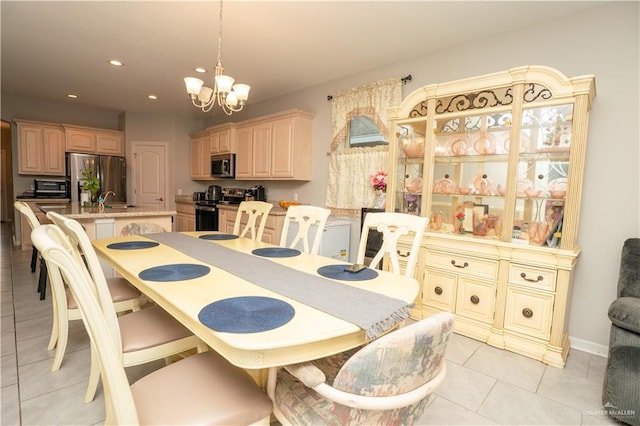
[387,66,595,367]
[63,124,124,156]
[16,120,65,176]
[189,123,237,180]
[190,130,211,179]
[235,109,314,181]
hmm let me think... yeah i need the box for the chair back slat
[233,201,273,241]
[356,212,427,277]
[280,205,331,254]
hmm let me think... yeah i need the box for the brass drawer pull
[470,295,480,304]
[396,250,410,258]
[520,272,544,283]
[434,286,443,295]
[522,308,534,318]
[451,260,469,269]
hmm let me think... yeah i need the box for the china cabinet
[387,66,595,367]
[16,120,65,176]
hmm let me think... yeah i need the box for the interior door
[132,142,168,210]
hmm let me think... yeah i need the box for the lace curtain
[325,78,402,218]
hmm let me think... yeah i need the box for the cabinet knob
[451,260,469,269]
[522,308,534,318]
[434,286,443,295]
[520,272,543,283]
[470,295,480,304]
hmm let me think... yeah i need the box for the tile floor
[1,222,625,425]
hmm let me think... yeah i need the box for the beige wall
[2,2,637,351]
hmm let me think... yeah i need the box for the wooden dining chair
[233,201,273,241]
[356,212,428,278]
[43,211,143,373]
[45,213,201,403]
[267,312,454,425]
[31,225,273,425]
[14,201,48,299]
[279,205,331,255]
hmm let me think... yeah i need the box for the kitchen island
[36,203,176,241]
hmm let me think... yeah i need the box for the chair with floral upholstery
[267,312,454,425]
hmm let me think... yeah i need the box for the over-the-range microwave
[211,153,235,178]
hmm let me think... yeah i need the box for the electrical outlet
[293,193,299,201]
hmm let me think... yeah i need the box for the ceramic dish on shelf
[503,132,531,154]
[404,177,423,192]
[402,137,425,158]
[516,178,534,197]
[450,136,469,156]
[472,174,495,195]
[472,132,496,155]
[548,177,568,192]
[432,176,456,194]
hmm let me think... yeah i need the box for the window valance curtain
[325,78,402,218]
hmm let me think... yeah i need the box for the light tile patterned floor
[0,223,625,425]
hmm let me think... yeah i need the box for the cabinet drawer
[456,278,496,324]
[423,270,457,312]
[426,251,498,280]
[508,264,556,292]
[175,203,195,215]
[504,287,554,340]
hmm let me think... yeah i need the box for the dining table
[92,231,419,372]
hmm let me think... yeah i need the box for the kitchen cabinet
[64,124,124,155]
[175,202,195,232]
[189,124,237,180]
[234,109,314,181]
[16,120,66,176]
[190,131,211,179]
[387,66,595,367]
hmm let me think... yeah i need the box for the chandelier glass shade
[184,0,250,114]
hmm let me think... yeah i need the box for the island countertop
[37,203,176,219]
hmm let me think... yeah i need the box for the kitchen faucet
[98,191,116,209]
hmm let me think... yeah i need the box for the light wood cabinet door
[271,117,294,178]
[65,128,96,152]
[17,122,65,176]
[190,134,211,179]
[96,131,124,155]
[218,127,234,153]
[234,126,253,179]
[251,122,272,177]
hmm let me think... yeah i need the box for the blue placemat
[199,234,239,241]
[252,247,301,258]
[317,264,379,281]
[138,263,210,282]
[198,296,295,333]
[107,241,159,250]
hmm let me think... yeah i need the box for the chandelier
[183,0,250,114]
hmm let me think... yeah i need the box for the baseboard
[570,335,609,357]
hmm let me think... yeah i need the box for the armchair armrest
[282,362,447,411]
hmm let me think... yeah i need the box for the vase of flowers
[370,171,387,209]
[81,167,101,205]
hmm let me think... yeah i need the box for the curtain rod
[327,74,412,101]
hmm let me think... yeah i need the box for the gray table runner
[146,232,412,339]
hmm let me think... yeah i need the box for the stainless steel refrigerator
[66,153,126,203]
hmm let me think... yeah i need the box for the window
[348,116,387,147]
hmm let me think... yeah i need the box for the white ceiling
[1,1,600,118]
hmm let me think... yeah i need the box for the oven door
[195,204,219,231]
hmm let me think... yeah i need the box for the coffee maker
[246,185,267,201]
[206,185,222,202]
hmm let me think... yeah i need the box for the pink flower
[370,171,387,192]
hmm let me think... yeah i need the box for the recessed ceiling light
[67,94,78,99]
[109,59,123,67]
[148,95,158,100]
[194,67,206,73]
